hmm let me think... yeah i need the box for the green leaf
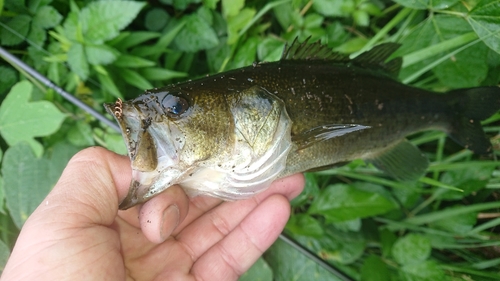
[113,54,155,68]
[2,143,52,228]
[222,0,244,18]
[229,36,258,69]
[32,5,63,29]
[67,43,90,80]
[438,166,494,200]
[429,206,477,235]
[203,0,219,9]
[0,14,31,46]
[0,66,18,95]
[67,122,95,147]
[286,214,324,238]
[291,173,319,207]
[398,15,488,87]
[96,70,122,98]
[468,0,500,54]
[26,24,46,47]
[0,238,10,275]
[308,184,397,222]
[227,8,255,44]
[238,257,273,281]
[118,68,154,89]
[257,37,284,62]
[80,1,146,44]
[361,255,390,281]
[392,234,431,265]
[174,14,219,52]
[264,238,339,281]
[0,81,66,157]
[139,67,187,81]
[0,175,5,215]
[400,260,446,281]
[2,142,78,229]
[145,8,170,31]
[312,0,346,17]
[392,0,460,9]
[109,31,160,50]
[85,44,119,65]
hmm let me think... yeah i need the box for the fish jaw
[104,100,185,209]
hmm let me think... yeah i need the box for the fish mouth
[104,100,184,210]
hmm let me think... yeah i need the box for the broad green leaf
[67,43,90,80]
[32,5,63,29]
[286,214,324,238]
[2,142,78,228]
[139,67,187,81]
[438,166,494,200]
[398,15,488,88]
[118,68,154,90]
[203,0,219,9]
[392,0,460,9]
[80,1,146,44]
[96,70,122,98]
[392,234,431,265]
[222,0,244,18]
[312,0,346,17]
[145,8,170,31]
[257,37,283,62]
[206,38,230,72]
[308,184,396,222]
[238,257,272,281]
[174,14,219,52]
[94,128,128,155]
[67,122,95,147]
[2,143,52,228]
[0,66,18,95]
[0,239,9,275]
[227,7,255,44]
[264,238,342,281]
[85,44,119,65]
[400,260,446,281]
[108,31,160,50]
[229,36,258,69]
[429,206,477,235]
[113,54,155,68]
[0,14,31,46]
[27,24,46,47]
[468,0,500,54]
[331,219,361,232]
[291,173,319,207]
[361,255,389,281]
[0,81,66,157]
[293,227,365,265]
[0,175,5,215]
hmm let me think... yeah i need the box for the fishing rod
[0,46,354,281]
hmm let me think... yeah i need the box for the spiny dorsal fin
[281,37,402,77]
[281,37,350,62]
[352,43,402,77]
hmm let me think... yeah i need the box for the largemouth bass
[104,38,500,210]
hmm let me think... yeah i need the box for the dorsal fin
[281,37,402,77]
[352,43,402,77]
[281,37,350,62]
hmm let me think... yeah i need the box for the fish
[104,37,500,210]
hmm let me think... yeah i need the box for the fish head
[104,88,236,209]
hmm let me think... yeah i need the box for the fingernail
[160,205,179,241]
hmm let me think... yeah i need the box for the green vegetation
[1,0,500,279]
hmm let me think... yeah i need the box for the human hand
[1,147,304,280]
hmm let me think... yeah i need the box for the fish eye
[161,94,189,118]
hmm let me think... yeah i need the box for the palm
[1,148,304,281]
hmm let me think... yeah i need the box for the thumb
[35,146,132,227]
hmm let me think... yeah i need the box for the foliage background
[1,0,500,280]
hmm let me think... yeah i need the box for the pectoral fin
[365,139,428,182]
[293,124,371,151]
